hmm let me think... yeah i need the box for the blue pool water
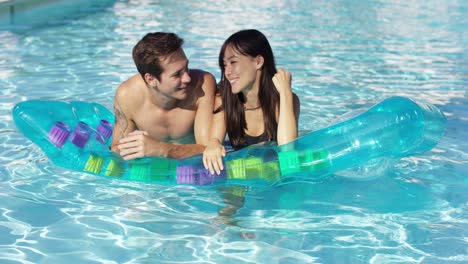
[1,0,467,263]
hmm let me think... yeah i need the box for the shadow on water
[189,175,434,239]
[222,171,434,218]
[242,172,434,214]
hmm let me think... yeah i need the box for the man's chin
[174,92,188,100]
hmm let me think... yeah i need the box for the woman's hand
[272,67,292,95]
[203,138,226,175]
[272,68,299,145]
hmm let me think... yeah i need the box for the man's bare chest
[133,107,196,142]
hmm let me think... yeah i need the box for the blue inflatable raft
[12,96,446,186]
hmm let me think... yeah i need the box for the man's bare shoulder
[189,69,214,78]
[115,74,146,107]
[187,69,216,103]
[189,69,216,90]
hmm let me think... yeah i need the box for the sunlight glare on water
[0,0,466,263]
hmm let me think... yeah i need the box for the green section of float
[12,96,447,186]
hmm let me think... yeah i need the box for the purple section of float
[48,121,70,148]
[176,166,226,186]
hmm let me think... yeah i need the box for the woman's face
[222,44,259,94]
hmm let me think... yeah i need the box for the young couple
[111,29,300,175]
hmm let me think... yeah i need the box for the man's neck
[147,85,178,110]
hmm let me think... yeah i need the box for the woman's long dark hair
[218,29,279,148]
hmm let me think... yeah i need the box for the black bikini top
[244,132,270,146]
[231,132,270,150]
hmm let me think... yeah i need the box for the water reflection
[0,0,466,262]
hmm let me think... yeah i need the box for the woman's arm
[203,94,227,175]
[273,68,300,145]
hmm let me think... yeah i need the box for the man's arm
[160,71,217,159]
[193,71,217,145]
[117,71,216,160]
[118,130,206,160]
[110,83,137,153]
[154,140,206,159]
[156,71,217,159]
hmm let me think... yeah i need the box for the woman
[203,29,300,175]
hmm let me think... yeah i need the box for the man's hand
[118,130,159,160]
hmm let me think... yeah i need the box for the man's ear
[255,55,264,70]
[144,73,159,86]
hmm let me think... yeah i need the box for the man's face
[155,48,191,100]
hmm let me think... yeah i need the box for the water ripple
[0,0,466,263]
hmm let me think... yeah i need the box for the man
[110,32,216,160]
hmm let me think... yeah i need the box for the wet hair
[132,32,184,81]
[218,29,279,148]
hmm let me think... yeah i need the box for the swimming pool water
[0,0,467,263]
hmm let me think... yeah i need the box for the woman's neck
[242,74,261,109]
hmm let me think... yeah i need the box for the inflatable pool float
[12,96,446,187]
